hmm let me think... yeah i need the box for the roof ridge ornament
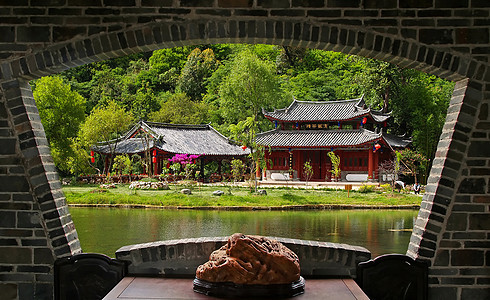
[285,97,297,114]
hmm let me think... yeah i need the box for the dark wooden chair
[54,253,128,300]
[356,254,428,300]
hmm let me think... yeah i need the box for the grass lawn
[62,183,422,208]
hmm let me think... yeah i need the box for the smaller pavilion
[257,97,410,182]
[93,121,249,179]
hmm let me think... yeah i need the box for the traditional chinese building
[93,121,249,178]
[256,97,410,182]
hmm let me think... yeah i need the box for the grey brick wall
[0,1,489,299]
[0,79,81,299]
[407,79,490,299]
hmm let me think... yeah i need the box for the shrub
[140,177,159,182]
[358,184,375,193]
[380,184,392,193]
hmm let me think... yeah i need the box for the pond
[69,207,418,258]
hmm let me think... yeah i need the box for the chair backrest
[356,254,428,300]
[54,253,128,300]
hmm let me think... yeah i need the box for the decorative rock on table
[194,233,305,298]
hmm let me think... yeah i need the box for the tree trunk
[382,85,390,113]
[283,46,294,67]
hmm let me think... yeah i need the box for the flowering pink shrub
[168,153,201,165]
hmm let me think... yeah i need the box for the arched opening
[1,14,487,298]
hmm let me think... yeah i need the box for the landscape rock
[181,188,192,195]
[212,190,224,196]
[196,233,300,285]
[128,181,169,190]
[257,189,267,195]
[99,183,117,189]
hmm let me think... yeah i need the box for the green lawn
[62,183,422,209]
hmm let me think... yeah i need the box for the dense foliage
[32,44,454,180]
[33,76,86,174]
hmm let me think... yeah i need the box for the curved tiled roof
[256,128,383,148]
[94,138,155,154]
[94,122,249,156]
[382,133,411,149]
[370,110,391,123]
[263,97,390,123]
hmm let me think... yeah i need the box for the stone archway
[0,3,489,299]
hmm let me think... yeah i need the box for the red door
[301,150,322,181]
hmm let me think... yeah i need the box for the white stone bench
[270,173,290,181]
[345,174,369,182]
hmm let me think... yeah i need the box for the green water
[69,207,418,258]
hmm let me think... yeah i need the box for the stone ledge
[115,236,371,278]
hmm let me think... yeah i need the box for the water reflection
[70,207,417,258]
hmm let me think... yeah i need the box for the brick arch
[3,20,471,82]
[0,15,488,300]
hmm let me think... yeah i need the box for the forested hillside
[31,44,454,178]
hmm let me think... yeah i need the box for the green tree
[282,50,365,101]
[112,154,132,175]
[61,53,148,105]
[82,59,160,119]
[287,70,339,101]
[303,161,314,188]
[119,59,160,120]
[177,48,220,101]
[148,93,211,124]
[67,139,97,176]
[131,154,144,175]
[397,149,428,185]
[327,151,341,181]
[78,101,134,175]
[354,58,403,113]
[231,159,245,184]
[220,51,289,191]
[87,65,127,112]
[276,46,307,75]
[393,70,453,160]
[229,117,269,193]
[219,50,289,128]
[33,76,86,174]
[149,47,191,74]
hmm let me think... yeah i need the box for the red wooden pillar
[368,148,374,180]
[152,149,158,176]
[154,158,159,176]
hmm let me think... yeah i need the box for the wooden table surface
[103,277,370,300]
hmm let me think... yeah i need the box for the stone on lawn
[128,181,169,190]
[181,188,192,195]
[213,190,224,196]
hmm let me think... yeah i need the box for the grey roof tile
[263,97,390,123]
[382,133,411,148]
[94,122,249,156]
[256,129,383,148]
[257,128,410,149]
[93,138,155,154]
